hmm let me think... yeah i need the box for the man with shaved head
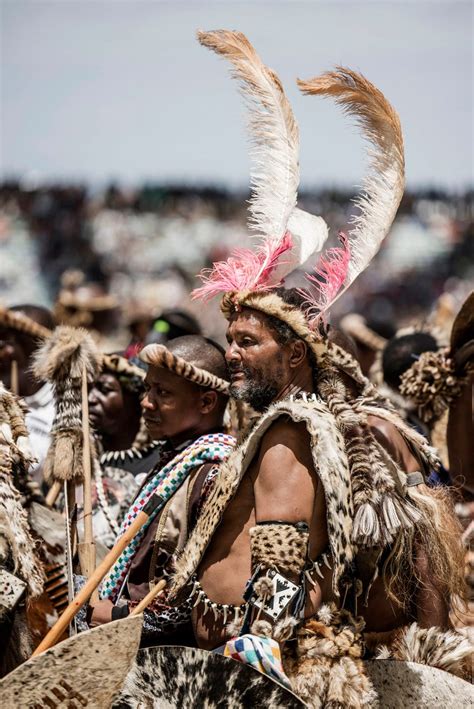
[87,335,235,646]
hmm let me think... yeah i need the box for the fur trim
[222,290,324,348]
[399,348,465,424]
[102,353,145,391]
[170,397,353,599]
[140,344,229,394]
[0,305,51,339]
[253,575,275,599]
[250,523,308,576]
[317,604,334,626]
[33,326,102,482]
[340,313,387,351]
[225,619,243,638]
[250,619,273,638]
[385,623,473,678]
[274,615,299,642]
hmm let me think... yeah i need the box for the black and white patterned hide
[0,615,142,707]
[365,660,473,708]
[113,645,305,708]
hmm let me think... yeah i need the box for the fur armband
[249,521,309,576]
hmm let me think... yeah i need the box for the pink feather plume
[192,232,293,300]
[298,232,351,326]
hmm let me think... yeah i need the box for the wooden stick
[81,365,94,551]
[10,359,18,395]
[78,365,97,598]
[130,579,167,617]
[32,505,154,657]
[45,481,62,508]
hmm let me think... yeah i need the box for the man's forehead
[227,308,272,334]
[145,364,195,389]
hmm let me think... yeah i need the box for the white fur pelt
[0,388,44,602]
[0,452,44,602]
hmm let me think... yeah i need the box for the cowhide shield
[113,645,305,708]
[366,660,473,708]
[0,615,142,708]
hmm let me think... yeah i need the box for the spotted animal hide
[113,645,304,708]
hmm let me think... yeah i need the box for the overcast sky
[1,0,473,189]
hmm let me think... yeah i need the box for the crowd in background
[1,181,473,348]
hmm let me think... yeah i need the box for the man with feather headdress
[167,31,470,706]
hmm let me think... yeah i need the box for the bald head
[166,335,228,384]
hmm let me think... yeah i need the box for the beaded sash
[100,433,235,601]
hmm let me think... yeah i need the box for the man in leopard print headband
[167,31,469,706]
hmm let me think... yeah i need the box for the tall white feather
[298,67,405,308]
[198,29,299,242]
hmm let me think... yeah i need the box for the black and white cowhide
[113,645,305,708]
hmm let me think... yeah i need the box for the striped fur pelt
[376,623,473,679]
[33,325,102,482]
[0,305,50,339]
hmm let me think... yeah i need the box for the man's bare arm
[253,418,317,525]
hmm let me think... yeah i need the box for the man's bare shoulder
[260,415,311,453]
[253,416,317,522]
[367,414,420,473]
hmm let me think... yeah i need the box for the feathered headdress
[192,30,405,348]
[193,29,329,299]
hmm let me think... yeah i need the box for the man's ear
[199,389,218,414]
[288,339,307,369]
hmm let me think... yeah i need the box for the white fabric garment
[24,382,55,481]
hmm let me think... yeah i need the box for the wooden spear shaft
[78,365,96,585]
[32,494,162,657]
[10,360,19,395]
[130,579,167,616]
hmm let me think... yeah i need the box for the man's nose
[141,392,155,411]
[225,342,241,363]
[88,387,99,405]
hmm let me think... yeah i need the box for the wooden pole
[77,365,96,591]
[45,481,62,508]
[32,504,156,657]
[130,579,167,617]
[10,360,18,395]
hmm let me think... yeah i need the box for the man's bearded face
[225,309,289,413]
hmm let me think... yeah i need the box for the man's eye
[241,338,254,346]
